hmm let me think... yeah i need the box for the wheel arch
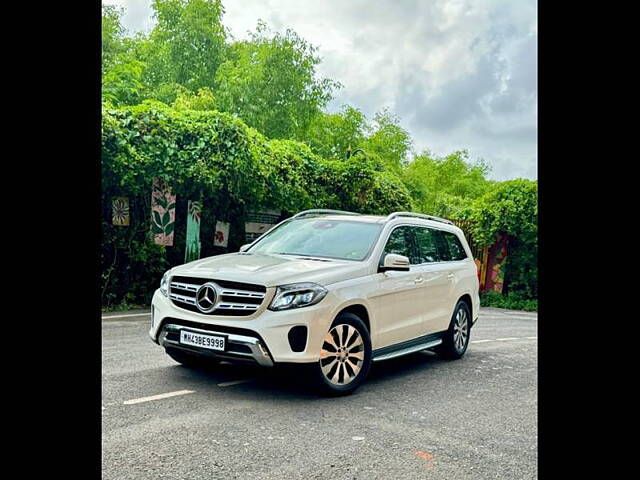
[457,293,473,322]
[335,303,371,332]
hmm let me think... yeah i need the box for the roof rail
[292,209,361,219]
[386,211,454,225]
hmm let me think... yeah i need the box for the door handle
[414,276,424,284]
[447,273,455,280]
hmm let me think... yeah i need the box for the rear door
[413,226,453,334]
[431,229,471,332]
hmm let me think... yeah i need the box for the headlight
[160,271,170,297]
[268,282,328,311]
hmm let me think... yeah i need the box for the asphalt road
[102,307,537,479]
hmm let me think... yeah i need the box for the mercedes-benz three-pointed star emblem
[195,283,218,313]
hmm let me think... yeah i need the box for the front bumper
[158,322,274,367]
[150,288,336,365]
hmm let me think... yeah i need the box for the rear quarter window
[442,231,468,261]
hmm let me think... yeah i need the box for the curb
[102,310,151,321]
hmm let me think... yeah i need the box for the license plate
[179,330,226,351]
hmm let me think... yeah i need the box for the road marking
[481,315,537,321]
[218,378,256,387]
[103,312,151,320]
[471,337,537,344]
[123,390,194,405]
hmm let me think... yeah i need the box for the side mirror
[379,253,410,272]
[239,243,252,253]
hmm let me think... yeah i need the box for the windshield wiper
[272,252,332,261]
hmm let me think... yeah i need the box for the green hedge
[460,179,538,299]
[101,102,413,307]
[480,291,538,312]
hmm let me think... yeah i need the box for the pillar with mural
[477,231,509,293]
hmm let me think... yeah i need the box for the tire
[312,312,372,396]
[436,300,471,360]
[165,347,220,369]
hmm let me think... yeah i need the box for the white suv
[150,210,479,395]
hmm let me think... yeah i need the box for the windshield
[248,218,383,261]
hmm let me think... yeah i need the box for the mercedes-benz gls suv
[150,210,480,395]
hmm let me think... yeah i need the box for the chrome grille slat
[170,293,197,306]
[170,282,200,292]
[219,289,265,299]
[216,302,260,310]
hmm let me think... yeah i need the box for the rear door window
[413,227,439,263]
[434,230,452,261]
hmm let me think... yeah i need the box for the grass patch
[481,290,537,312]
[101,301,148,313]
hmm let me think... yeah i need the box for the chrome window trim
[377,222,470,267]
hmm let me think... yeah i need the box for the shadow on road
[165,348,467,400]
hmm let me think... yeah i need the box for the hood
[171,252,369,287]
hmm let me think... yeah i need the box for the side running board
[372,333,444,362]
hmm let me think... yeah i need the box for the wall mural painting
[185,199,202,262]
[485,232,509,293]
[112,196,130,226]
[214,221,230,248]
[150,178,176,246]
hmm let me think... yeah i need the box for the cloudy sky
[104,0,537,180]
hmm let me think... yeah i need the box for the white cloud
[103,0,154,34]
[103,0,537,180]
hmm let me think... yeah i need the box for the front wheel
[313,313,372,396]
[436,301,471,359]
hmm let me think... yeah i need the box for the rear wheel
[313,313,372,396]
[436,301,471,359]
[165,347,220,369]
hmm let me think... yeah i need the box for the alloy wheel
[453,307,469,352]
[320,324,365,385]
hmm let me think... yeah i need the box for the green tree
[361,109,413,174]
[172,87,217,110]
[402,150,494,217]
[303,105,367,159]
[214,21,341,139]
[143,0,228,95]
[102,4,126,69]
[103,59,145,106]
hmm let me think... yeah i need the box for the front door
[371,226,428,348]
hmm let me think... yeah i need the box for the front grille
[169,275,267,316]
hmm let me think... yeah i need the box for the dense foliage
[461,179,538,299]
[402,150,495,218]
